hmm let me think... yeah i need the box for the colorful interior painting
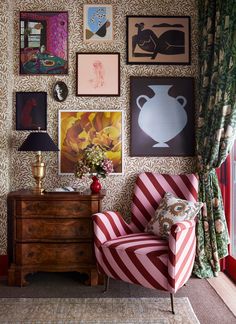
[58,110,123,174]
[83,4,113,42]
[20,11,68,75]
[130,76,195,156]
[127,16,190,64]
[76,53,120,96]
[16,92,47,130]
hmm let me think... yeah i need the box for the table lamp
[18,130,59,193]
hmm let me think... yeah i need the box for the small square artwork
[83,4,113,42]
[16,92,47,130]
[127,16,191,64]
[20,11,68,74]
[130,77,195,156]
[58,110,123,174]
[76,53,120,96]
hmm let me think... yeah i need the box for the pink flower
[101,158,113,174]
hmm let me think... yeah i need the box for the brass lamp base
[31,151,46,194]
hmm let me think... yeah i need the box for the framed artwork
[53,81,68,102]
[76,53,120,96]
[58,110,123,174]
[83,4,113,42]
[127,16,191,64]
[16,92,47,130]
[20,11,68,75]
[130,77,195,156]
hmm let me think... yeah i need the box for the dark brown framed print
[76,52,120,96]
[20,11,68,75]
[130,77,195,156]
[127,16,191,64]
[16,92,47,130]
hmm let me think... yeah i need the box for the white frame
[58,109,124,175]
[83,4,113,42]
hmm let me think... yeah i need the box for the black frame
[130,76,195,157]
[16,92,47,131]
[19,11,69,75]
[53,81,68,102]
[76,52,120,97]
[126,16,191,65]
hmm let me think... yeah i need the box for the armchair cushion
[145,192,203,239]
[101,233,169,290]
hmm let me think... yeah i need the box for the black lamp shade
[18,132,59,152]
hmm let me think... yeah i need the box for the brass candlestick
[31,151,46,193]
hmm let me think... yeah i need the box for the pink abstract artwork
[89,60,105,88]
[76,53,120,96]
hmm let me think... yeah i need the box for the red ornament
[90,176,102,194]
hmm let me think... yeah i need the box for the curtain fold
[194,0,236,278]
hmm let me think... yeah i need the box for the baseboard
[0,255,8,278]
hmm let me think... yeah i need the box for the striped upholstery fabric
[92,173,199,293]
[130,173,198,232]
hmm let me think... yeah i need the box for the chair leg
[170,293,175,314]
[103,276,110,293]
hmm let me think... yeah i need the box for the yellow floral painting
[58,110,123,174]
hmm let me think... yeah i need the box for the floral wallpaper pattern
[0,0,198,255]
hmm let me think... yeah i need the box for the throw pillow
[145,192,203,239]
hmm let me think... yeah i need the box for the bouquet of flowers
[75,144,113,179]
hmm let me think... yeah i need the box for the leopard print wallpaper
[0,0,198,254]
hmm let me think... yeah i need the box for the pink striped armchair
[92,173,199,314]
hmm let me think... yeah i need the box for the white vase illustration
[136,85,188,147]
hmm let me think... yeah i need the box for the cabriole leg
[103,276,110,293]
[170,293,175,314]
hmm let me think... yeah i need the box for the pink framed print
[76,52,120,96]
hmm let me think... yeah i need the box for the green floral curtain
[194,0,236,278]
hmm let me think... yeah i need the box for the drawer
[16,200,94,217]
[16,243,94,265]
[16,218,93,240]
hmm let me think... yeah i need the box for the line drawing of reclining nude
[89,60,105,88]
[132,22,185,60]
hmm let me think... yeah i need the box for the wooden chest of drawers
[7,190,105,286]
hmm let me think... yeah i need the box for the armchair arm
[92,211,133,247]
[92,211,133,276]
[168,220,196,293]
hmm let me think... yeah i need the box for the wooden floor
[207,272,236,316]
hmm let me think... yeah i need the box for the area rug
[0,297,200,323]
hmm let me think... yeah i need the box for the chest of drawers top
[7,189,106,218]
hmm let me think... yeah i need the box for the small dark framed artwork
[127,16,191,64]
[76,52,120,96]
[16,92,47,130]
[130,77,195,156]
[53,81,68,102]
[20,11,68,75]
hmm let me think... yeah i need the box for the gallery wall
[0,0,198,255]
